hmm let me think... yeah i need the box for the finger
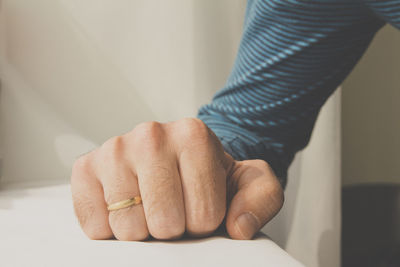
[132,123,185,240]
[95,136,149,241]
[135,157,186,240]
[172,121,230,236]
[71,153,113,240]
[178,148,227,236]
[225,160,284,240]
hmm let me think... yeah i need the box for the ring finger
[95,137,149,241]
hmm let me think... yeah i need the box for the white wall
[0,0,245,183]
[342,25,400,186]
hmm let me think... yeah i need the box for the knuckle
[133,121,164,153]
[72,154,92,176]
[178,118,210,143]
[181,117,209,136]
[134,121,163,137]
[71,155,93,187]
[100,135,124,160]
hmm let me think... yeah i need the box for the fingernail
[235,212,259,239]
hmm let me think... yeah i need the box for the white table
[0,182,303,267]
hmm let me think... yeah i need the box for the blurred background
[341,24,400,267]
[342,24,400,187]
[0,1,398,267]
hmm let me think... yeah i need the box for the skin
[71,118,284,241]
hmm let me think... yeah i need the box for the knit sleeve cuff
[198,114,292,188]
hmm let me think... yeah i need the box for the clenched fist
[71,118,283,241]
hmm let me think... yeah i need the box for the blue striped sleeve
[363,0,400,29]
[197,0,396,187]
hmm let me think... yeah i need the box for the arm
[198,0,397,188]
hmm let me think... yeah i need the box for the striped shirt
[197,0,400,187]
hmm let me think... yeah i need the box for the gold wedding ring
[107,196,142,211]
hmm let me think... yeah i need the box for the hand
[71,118,284,241]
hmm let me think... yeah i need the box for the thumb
[225,159,284,240]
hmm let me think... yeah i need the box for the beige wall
[0,0,246,183]
[342,25,400,186]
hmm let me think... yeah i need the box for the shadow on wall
[342,25,400,186]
